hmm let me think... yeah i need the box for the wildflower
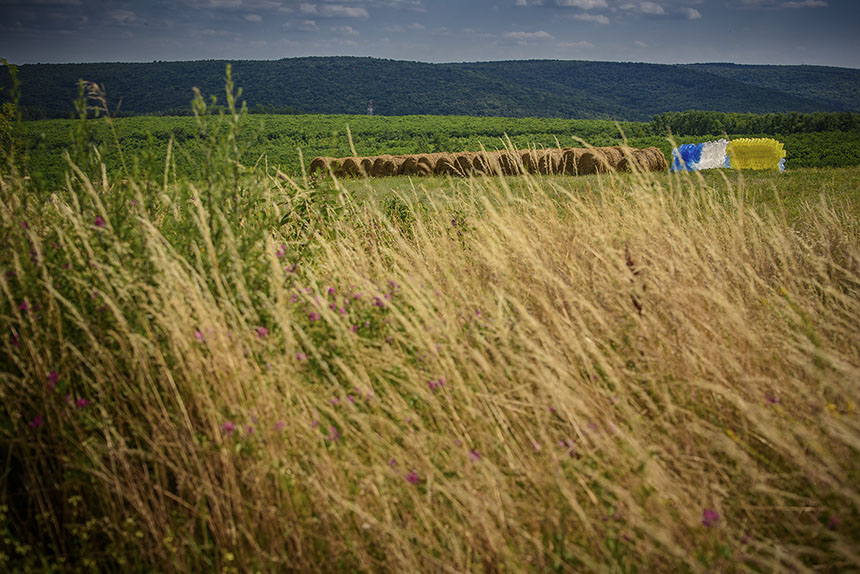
[296,352,307,361]
[21,221,28,229]
[75,398,90,409]
[94,216,105,228]
[765,395,779,404]
[18,300,29,312]
[352,292,362,299]
[29,415,44,429]
[338,307,346,316]
[350,325,358,333]
[276,244,286,259]
[222,421,236,435]
[405,471,420,485]
[347,395,355,404]
[373,297,385,308]
[10,333,21,347]
[330,397,340,406]
[308,312,320,322]
[469,449,481,462]
[327,287,336,296]
[194,330,205,343]
[285,264,297,273]
[327,426,341,442]
[274,421,286,431]
[389,458,397,467]
[256,326,269,338]
[532,441,541,452]
[702,509,720,528]
[47,371,59,391]
[827,516,840,531]
[245,425,255,435]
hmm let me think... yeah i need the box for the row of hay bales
[309,146,668,178]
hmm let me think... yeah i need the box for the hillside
[3,57,859,121]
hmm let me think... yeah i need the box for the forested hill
[4,57,860,121]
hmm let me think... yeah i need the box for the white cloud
[504,30,554,39]
[639,2,665,14]
[245,13,263,21]
[331,24,359,34]
[299,2,368,17]
[408,22,425,30]
[557,40,594,48]
[634,40,647,47]
[783,0,827,7]
[106,9,136,25]
[682,7,701,18]
[556,0,608,8]
[572,12,610,23]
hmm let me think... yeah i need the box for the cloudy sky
[1,0,857,68]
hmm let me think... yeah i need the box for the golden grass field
[2,115,859,572]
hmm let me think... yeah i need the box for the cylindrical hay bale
[560,148,586,175]
[596,147,624,170]
[434,154,458,176]
[359,157,374,176]
[454,153,473,176]
[340,157,361,177]
[416,155,436,176]
[371,155,391,177]
[496,151,519,175]
[399,155,420,176]
[470,152,494,175]
[577,150,603,175]
[644,147,669,171]
[309,156,330,175]
[535,150,562,175]
[617,149,648,173]
[520,150,538,174]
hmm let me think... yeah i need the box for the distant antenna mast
[367,99,374,116]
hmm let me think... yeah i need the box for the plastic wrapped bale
[671,143,703,172]
[727,138,786,171]
[698,139,730,170]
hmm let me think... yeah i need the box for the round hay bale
[644,147,669,171]
[496,151,519,175]
[399,155,419,176]
[560,148,586,175]
[371,155,390,177]
[535,150,563,175]
[416,155,436,176]
[577,150,604,175]
[434,154,458,176]
[340,157,361,177]
[359,157,374,176]
[520,150,538,173]
[596,147,624,170]
[470,152,494,175]
[309,156,330,175]
[454,154,473,176]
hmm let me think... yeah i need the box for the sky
[1,0,858,68]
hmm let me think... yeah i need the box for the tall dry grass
[2,142,859,572]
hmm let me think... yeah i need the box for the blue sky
[1,0,857,68]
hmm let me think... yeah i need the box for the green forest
[4,57,860,121]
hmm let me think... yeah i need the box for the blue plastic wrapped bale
[778,158,786,173]
[671,143,704,172]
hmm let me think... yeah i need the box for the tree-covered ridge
[3,57,860,121]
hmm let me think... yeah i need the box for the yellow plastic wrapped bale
[727,138,786,171]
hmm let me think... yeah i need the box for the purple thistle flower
[469,449,481,462]
[18,300,29,312]
[765,395,779,404]
[274,421,285,431]
[47,370,59,391]
[10,334,21,347]
[308,312,320,322]
[29,415,44,430]
[94,216,105,228]
[702,509,720,528]
[256,326,269,338]
[327,426,341,442]
[296,352,307,361]
[276,244,286,259]
[194,330,205,343]
[311,419,319,428]
[329,397,340,406]
[389,457,397,467]
[21,221,29,229]
[285,264,297,273]
[75,398,90,409]
[350,325,358,333]
[222,421,236,435]
[245,425,255,435]
[327,287,336,296]
[405,471,420,485]
[347,394,355,403]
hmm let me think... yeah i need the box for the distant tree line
[651,110,860,137]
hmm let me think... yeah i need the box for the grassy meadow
[2,88,860,573]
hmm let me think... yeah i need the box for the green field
[2,93,860,572]
[20,112,860,188]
